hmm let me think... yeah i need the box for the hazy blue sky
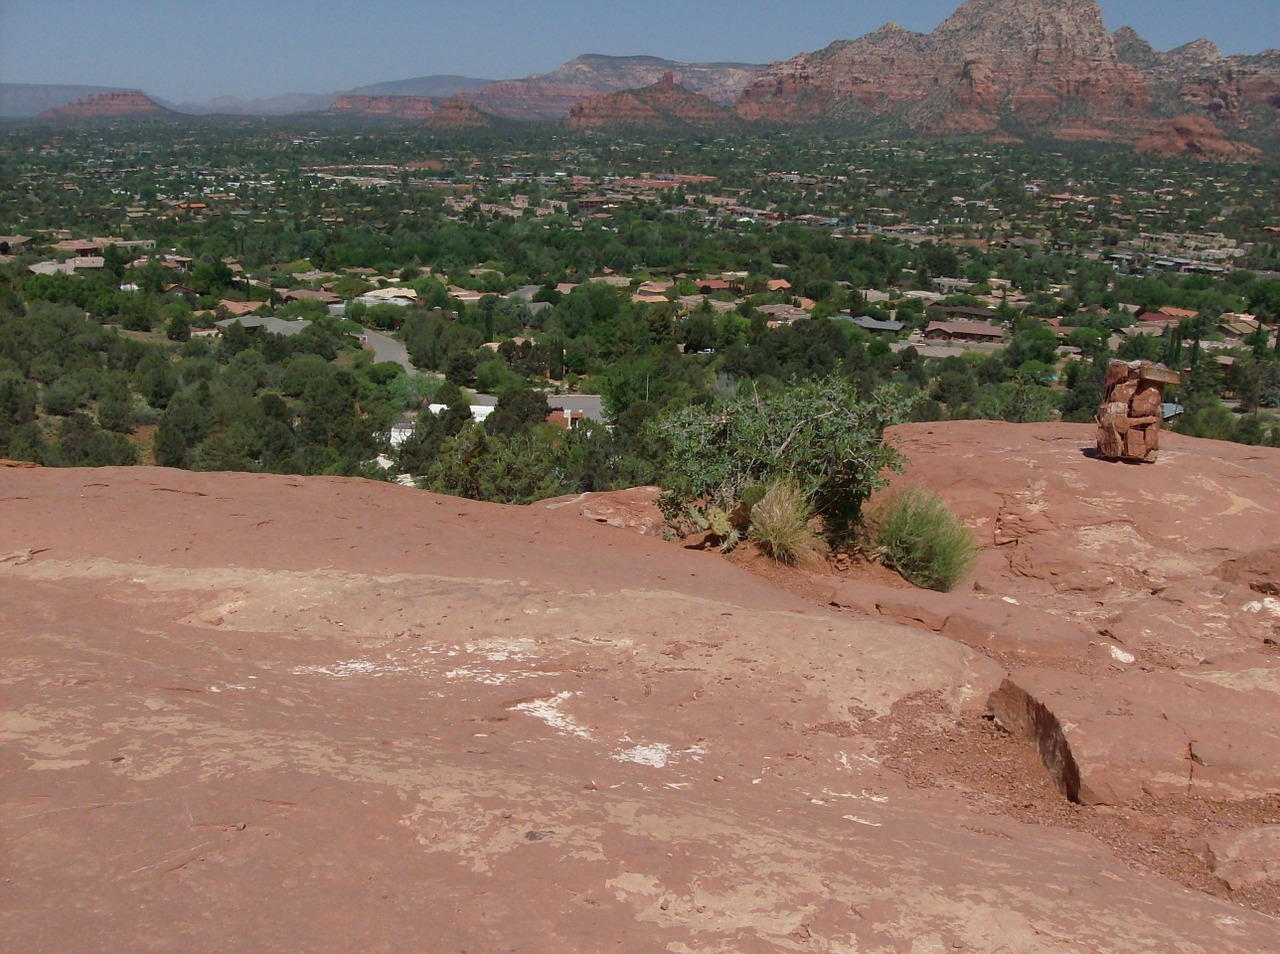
[2,0,1277,103]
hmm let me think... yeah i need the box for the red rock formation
[1179,52,1280,134]
[37,90,171,120]
[6,442,1280,948]
[1095,359,1178,461]
[1135,114,1263,159]
[420,96,498,131]
[464,54,761,120]
[1115,29,1280,137]
[565,73,736,131]
[326,95,440,120]
[874,420,1280,817]
[736,0,1152,140]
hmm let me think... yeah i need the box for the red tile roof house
[1137,306,1197,325]
[216,300,263,317]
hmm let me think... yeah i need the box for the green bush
[652,376,915,536]
[874,485,979,592]
[749,480,822,565]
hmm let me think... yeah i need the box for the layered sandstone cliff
[1178,51,1280,135]
[565,72,736,131]
[736,0,1151,140]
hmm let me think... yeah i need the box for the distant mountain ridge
[346,75,494,98]
[566,71,738,131]
[37,90,174,121]
[0,83,133,118]
[0,75,497,119]
[736,0,1151,139]
[5,1,1279,150]
[462,55,764,120]
[160,92,337,116]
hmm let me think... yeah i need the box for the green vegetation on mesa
[3,123,1280,540]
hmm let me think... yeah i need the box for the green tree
[166,313,191,342]
[485,385,550,437]
[96,374,135,433]
[52,412,137,467]
[154,385,210,468]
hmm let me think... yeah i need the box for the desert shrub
[653,376,916,536]
[692,503,740,553]
[874,484,978,592]
[749,480,822,565]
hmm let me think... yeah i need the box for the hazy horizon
[2,0,1278,104]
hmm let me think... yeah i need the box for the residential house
[924,321,1005,343]
[216,300,262,318]
[931,305,996,321]
[839,315,904,335]
[0,235,33,255]
[281,288,340,306]
[214,315,312,337]
[759,303,810,327]
[1218,313,1260,338]
[1137,306,1196,325]
[30,258,103,275]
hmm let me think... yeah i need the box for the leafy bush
[653,376,915,536]
[874,485,979,592]
[749,480,822,565]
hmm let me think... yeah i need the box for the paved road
[361,329,605,421]
[547,395,605,422]
[361,329,418,375]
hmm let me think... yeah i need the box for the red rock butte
[3,420,1279,950]
[1136,115,1264,160]
[37,90,170,120]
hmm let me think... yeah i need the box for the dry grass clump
[873,484,979,592]
[749,480,823,565]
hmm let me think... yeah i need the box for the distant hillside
[9,2,1277,148]
[346,75,495,97]
[736,0,1151,140]
[324,95,439,120]
[421,96,504,132]
[0,83,129,118]
[566,72,738,131]
[464,54,763,120]
[162,92,335,116]
[155,76,496,117]
[37,90,175,121]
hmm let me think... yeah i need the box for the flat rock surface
[1210,826,1280,890]
[989,662,1280,804]
[867,422,1280,807]
[4,464,1277,951]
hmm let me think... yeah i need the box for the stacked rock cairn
[1095,360,1180,462]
